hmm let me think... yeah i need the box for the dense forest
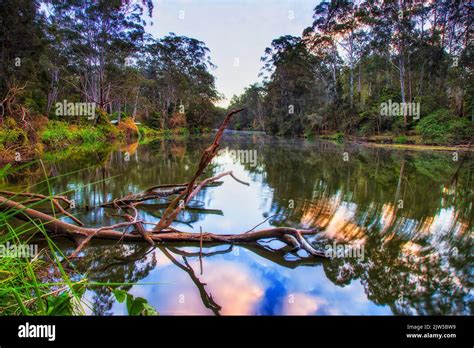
[229,0,473,143]
[0,0,473,163]
[0,0,224,162]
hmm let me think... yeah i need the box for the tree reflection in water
[5,136,472,315]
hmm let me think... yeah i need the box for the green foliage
[416,109,474,144]
[40,121,111,147]
[0,163,161,316]
[356,121,376,137]
[0,0,47,105]
[113,289,158,316]
[173,127,190,137]
[332,132,345,141]
[0,163,87,316]
[147,111,163,129]
[227,0,472,141]
[94,109,111,125]
[394,135,408,144]
[40,121,77,147]
[98,123,121,139]
[447,117,474,144]
[137,125,163,139]
[76,126,106,143]
[0,118,27,146]
[1,0,472,153]
[322,132,345,142]
[228,84,265,130]
[44,289,84,316]
[136,125,190,142]
[142,34,220,128]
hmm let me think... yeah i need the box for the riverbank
[2,118,472,165]
[219,129,473,152]
[325,133,473,152]
[355,141,473,152]
[0,116,199,164]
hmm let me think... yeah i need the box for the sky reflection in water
[7,135,471,315]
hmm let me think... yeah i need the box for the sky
[146,0,317,107]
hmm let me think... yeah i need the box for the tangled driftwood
[0,108,327,259]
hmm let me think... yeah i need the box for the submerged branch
[0,196,326,258]
[0,108,327,261]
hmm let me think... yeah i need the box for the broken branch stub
[153,108,244,232]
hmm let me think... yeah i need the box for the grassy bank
[312,112,473,152]
[0,115,194,164]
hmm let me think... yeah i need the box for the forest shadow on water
[3,135,472,316]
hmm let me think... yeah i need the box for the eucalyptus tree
[261,35,322,135]
[45,0,153,111]
[140,33,219,128]
[228,83,266,130]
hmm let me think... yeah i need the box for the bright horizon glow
[146,0,317,107]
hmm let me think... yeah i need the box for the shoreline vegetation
[1,116,472,165]
[0,113,213,164]
[1,116,471,165]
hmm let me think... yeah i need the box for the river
[3,134,472,315]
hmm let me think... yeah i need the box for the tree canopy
[230,0,473,143]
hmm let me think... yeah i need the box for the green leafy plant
[113,289,158,316]
[416,109,474,144]
[394,135,408,144]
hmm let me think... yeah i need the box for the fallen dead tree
[0,108,327,259]
[0,196,325,257]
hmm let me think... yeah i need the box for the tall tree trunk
[348,33,354,108]
[132,88,140,121]
[46,68,59,116]
[358,61,362,95]
[399,55,406,128]
[118,101,122,123]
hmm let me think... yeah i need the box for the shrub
[172,127,189,137]
[161,129,173,138]
[77,127,105,143]
[169,112,187,128]
[190,127,201,134]
[117,118,139,139]
[329,132,344,141]
[40,121,77,146]
[416,109,474,144]
[394,135,408,144]
[98,123,121,139]
[447,117,474,144]
[94,108,110,125]
[137,125,162,139]
[0,118,28,146]
[147,111,163,129]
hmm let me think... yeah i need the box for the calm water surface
[5,135,473,315]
